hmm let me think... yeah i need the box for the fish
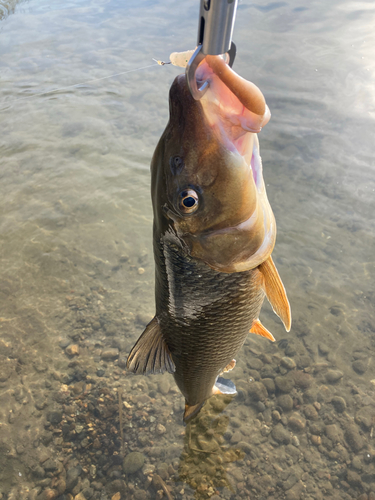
[127,54,291,422]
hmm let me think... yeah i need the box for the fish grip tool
[187,0,238,100]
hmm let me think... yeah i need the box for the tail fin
[184,401,205,423]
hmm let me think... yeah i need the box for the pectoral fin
[126,317,176,375]
[250,319,275,342]
[259,256,291,331]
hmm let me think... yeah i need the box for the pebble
[271,423,291,444]
[142,464,155,475]
[261,378,275,394]
[260,366,275,379]
[303,388,317,403]
[101,348,119,360]
[347,470,362,487]
[325,370,343,383]
[331,396,347,413]
[291,435,300,447]
[247,381,268,402]
[356,406,375,430]
[106,480,127,497]
[43,459,58,472]
[197,436,220,452]
[292,370,313,389]
[66,467,82,492]
[352,359,367,374]
[256,401,266,412]
[123,452,145,474]
[352,456,362,470]
[156,424,166,435]
[65,344,79,356]
[272,410,281,422]
[36,490,57,500]
[277,394,294,412]
[47,411,63,425]
[281,357,296,370]
[318,343,330,355]
[296,355,311,369]
[134,491,148,500]
[230,431,243,444]
[304,404,319,420]
[237,441,252,454]
[311,435,321,446]
[325,424,343,443]
[345,425,364,452]
[288,413,306,431]
[59,338,71,349]
[158,379,170,395]
[247,357,263,370]
[275,375,295,393]
[73,493,87,500]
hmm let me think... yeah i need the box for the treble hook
[186,0,238,100]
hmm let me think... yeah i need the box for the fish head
[151,62,276,273]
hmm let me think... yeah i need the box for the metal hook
[186,0,238,100]
[186,42,236,100]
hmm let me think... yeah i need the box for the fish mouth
[197,57,270,194]
[181,58,276,273]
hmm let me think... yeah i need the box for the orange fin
[222,359,236,373]
[126,317,175,375]
[250,319,276,342]
[184,401,205,423]
[258,256,291,331]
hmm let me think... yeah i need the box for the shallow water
[0,0,375,499]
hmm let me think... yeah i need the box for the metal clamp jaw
[186,0,238,100]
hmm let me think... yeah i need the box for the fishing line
[0,62,159,107]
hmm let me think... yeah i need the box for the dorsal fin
[126,317,175,375]
[250,319,275,342]
[258,256,291,331]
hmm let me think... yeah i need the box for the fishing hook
[186,0,238,100]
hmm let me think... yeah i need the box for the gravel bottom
[2,310,375,500]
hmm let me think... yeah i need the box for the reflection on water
[0,0,375,498]
[179,396,241,499]
[0,0,24,21]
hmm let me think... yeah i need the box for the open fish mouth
[197,56,270,171]
[177,56,276,273]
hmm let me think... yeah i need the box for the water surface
[0,0,375,499]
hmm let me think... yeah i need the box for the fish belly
[155,237,265,406]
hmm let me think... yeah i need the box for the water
[0,0,374,498]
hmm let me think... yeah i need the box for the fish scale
[127,65,291,422]
[155,238,265,406]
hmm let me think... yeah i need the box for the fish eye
[178,189,199,214]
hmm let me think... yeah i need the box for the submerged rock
[325,370,343,383]
[123,452,145,474]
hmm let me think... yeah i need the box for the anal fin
[258,256,292,331]
[222,359,236,373]
[126,317,175,375]
[250,319,275,342]
[213,376,237,395]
